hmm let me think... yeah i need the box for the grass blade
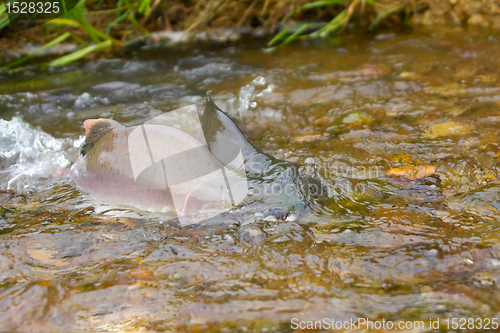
[284,0,349,19]
[47,40,112,67]
[67,3,101,44]
[369,4,403,29]
[310,9,347,37]
[51,13,122,46]
[268,26,295,46]
[0,15,9,31]
[268,22,326,47]
[49,18,84,28]
[0,3,10,30]
[301,0,350,10]
[138,0,152,15]
[279,24,309,46]
[1,32,72,70]
[106,9,131,35]
[365,0,385,7]
[122,34,151,47]
[266,22,325,50]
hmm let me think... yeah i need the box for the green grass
[0,0,409,70]
[0,3,10,31]
[266,0,405,51]
[1,32,72,69]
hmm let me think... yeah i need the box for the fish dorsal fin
[144,104,205,145]
[201,94,260,162]
[81,118,122,156]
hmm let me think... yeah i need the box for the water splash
[232,76,275,116]
[0,117,76,191]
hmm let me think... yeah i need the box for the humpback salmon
[70,94,325,223]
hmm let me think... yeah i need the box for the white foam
[234,76,275,116]
[0,117,73,191]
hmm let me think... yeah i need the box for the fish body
[70,120,194,212]
[70,94,326,219]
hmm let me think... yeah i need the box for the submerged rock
[388,165,436,180]
[446,181,500,218]
[422,121,474,139]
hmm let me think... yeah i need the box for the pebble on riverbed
[388,165,437,180]
[422,121,474,139]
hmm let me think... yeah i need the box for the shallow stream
[1,27,500,332]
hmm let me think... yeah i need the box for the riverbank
[1,0,500,68]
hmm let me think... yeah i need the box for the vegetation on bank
[0,0,410,69]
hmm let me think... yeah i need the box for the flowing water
[1,27,500,332]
